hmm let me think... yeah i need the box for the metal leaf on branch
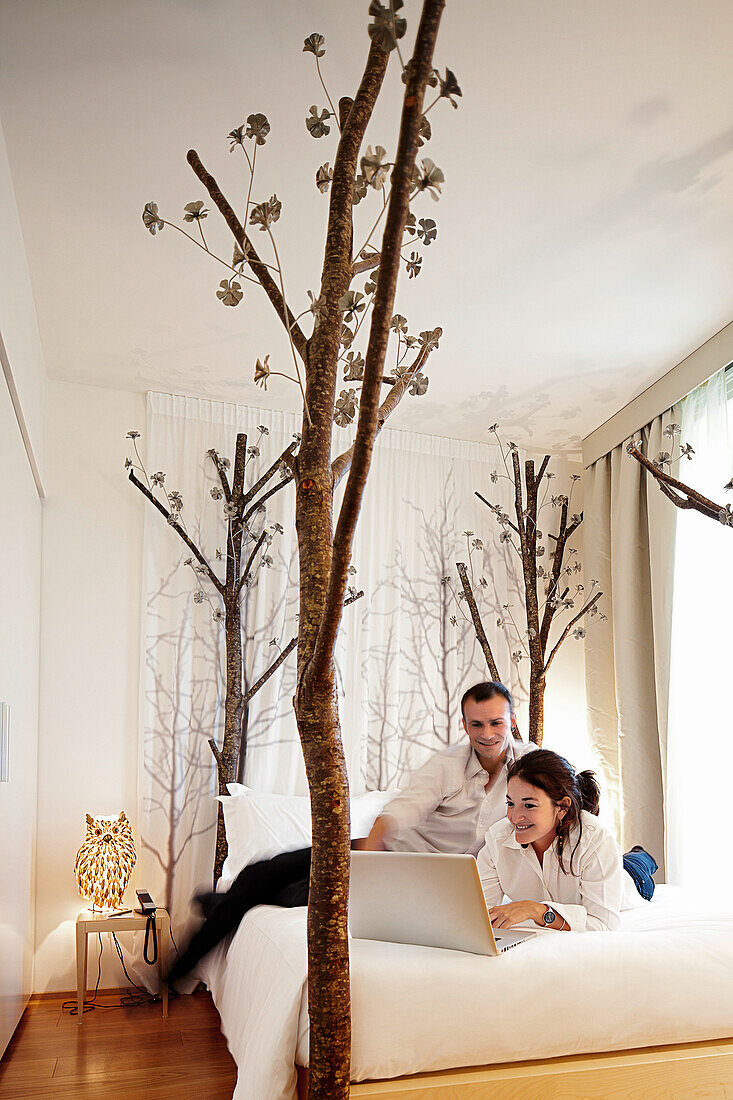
[438,67,462,107]
[232,241,251,271]
[334,389,358,427]
[368,0,407,53]
[408,371,428,396]
[142,202,164,234]
[316,163,334,193]
[254,355,271,388]
[337,291,366,324]
[416,218,437,245]
[245,112,270,145]
[343,352,365,381]
[249,195,282,230]
[412,157,444,199]
[306,105,332,138]
[361,145,390,188]
[183,200,208,222]
[216,279,243,306]
[406,251,422,277]
[302,32,326,58]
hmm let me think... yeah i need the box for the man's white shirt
[477,810,623,931]
[379,736,534,855]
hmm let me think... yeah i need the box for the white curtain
[667,367,733,896]
[583,406,682,869]
[138,393,586,925]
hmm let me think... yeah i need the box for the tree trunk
[295,678,351,1098]
[213,597,243,884]
[528,673,545,745]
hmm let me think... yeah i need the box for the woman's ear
[557,796,572,819]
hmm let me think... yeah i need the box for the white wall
[0,105,44,1049]
[35,381,145,992]
[0,116,46,487]
[0,377,42,1048]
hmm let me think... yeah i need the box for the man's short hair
[460,681,514,720]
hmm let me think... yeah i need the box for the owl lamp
[74,811,137,912]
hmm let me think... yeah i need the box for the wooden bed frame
[297,1036,733,1097]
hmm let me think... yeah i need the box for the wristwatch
[542,906,557,926]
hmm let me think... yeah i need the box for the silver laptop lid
[349,851,501,955]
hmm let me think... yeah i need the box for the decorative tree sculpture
[126,428,302,881]
[627,427,733,529]
[455,427,603,744]
[141,3,450,1093]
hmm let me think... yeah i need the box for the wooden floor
[0,990,238,1099]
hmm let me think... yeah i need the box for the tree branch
[307,0,445,688]
[242,472,293,528]
[128,469,225,594]
[244,441,297,506]
[539,501,581,649]
[236,529,268,598]
[208,737,224,770]
[456,563,500,680]
[351,252,381,278]
[627,441,725,521]
[210,451,233,503]
[186,149,309,362]
[331,332,441,487]
[543,592,602,675]
[243,635,298,704]
[534,455,551,487]
[475,491,520,535]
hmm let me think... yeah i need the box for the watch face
[543,908,556,925]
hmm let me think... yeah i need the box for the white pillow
[218,785,396,888]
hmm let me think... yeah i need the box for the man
[362,680,534,855]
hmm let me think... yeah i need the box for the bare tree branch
[208,737,224,769]
[243,635,298,704]
[351,252,381,278]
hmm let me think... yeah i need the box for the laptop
[349,851,536,955]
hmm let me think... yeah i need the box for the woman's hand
[489,900,546,929]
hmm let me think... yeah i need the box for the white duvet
[197,885,733,1100]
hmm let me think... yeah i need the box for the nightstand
[75,909,170,1024]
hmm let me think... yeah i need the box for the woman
[477,749,634,932]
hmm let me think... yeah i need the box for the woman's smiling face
[506,776,568,847]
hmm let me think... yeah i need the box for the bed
[196,884,733,1099]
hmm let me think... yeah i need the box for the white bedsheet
[198,885,733,1100]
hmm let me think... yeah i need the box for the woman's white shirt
[476,810,622,931]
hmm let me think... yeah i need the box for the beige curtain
[583,405,682,875]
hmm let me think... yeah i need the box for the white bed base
[298,1036,733,1098]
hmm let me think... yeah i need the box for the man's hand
[360,814,397,851]
[489,900,547,929]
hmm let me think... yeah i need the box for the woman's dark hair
[506,749,601,874]
[461,681,514,719]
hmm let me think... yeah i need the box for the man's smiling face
[461,694,513,773]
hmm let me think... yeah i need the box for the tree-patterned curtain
[137,390,583,934]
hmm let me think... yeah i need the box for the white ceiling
[1,0,733,455]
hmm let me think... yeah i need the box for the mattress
[197,885,733,1100]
